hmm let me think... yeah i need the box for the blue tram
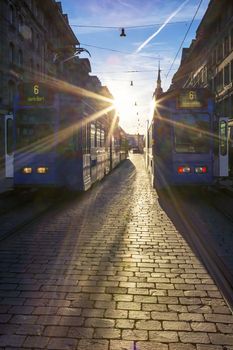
[145,88,229,190]
[13,82,127,191]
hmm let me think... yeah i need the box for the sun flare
[111,87,136,127]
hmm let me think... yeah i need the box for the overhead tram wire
[93,70,158,74]
[165,0,204,79]
[101,77,157,82]
[79,43,160,60]
[71,20,189,29]
[93,68,177,74]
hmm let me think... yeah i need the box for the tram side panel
[13,84,97,191]
[13,82,127,191]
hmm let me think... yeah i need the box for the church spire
[157,60,161,87]
[153,60,163,99]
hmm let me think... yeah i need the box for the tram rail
[0,189,79,242]
[0,188,38,215]
[207,186,233,223]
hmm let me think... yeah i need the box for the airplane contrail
[135,0,190,53]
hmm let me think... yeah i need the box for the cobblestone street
[0,155,233,349]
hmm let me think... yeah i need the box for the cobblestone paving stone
[0,155,233,349]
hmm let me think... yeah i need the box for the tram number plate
[19,83,53,105]
[177,90,204,108]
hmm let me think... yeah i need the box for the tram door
[5,114,14,178]
[214,117,229,177]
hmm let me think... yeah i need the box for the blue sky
[61,0,210,134]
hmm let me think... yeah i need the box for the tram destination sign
[177,90,207,108]
[19,82,54,106]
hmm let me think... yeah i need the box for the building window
[0,71,2,104]
[211,52,215,66]
[211,77,215,92]
[9,4,14,25]
[9,42,14,64]
[18,49,23,66]
[40,12,44,26]
[36,63,40,72]
[217,70,223,91]
[36,34,40,51]
[8,80,15,105]
[215,48,218,64]
[224,64,230,86]
[18,15,23,33]
[227,97,231,117]
[231,95,233,117]
[34,4,38,17]
[231,60,233,82]
[30,58,33,72]
[29,0,33,11]
[203,67,207,85]
[224,35,229,57]
[217,43,223,62]
[31,27,34,45]
[231,27,233,50]
[223,98,229,117]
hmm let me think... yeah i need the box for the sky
[61,0,210,134]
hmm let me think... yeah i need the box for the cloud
[68,0,209,34]
[135,0,190,53]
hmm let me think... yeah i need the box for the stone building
[171,0,233,119]
[0,0,79,112]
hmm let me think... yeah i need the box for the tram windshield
[174,113,210,153]
[16,108,56,151]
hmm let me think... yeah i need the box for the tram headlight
[178,166,191,174]
[36,167,48,174]
[22,167,32,174]
[195,166,207,174]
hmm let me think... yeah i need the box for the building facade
[0,0,79,112]
[171,0,233,119]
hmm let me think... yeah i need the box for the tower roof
[153,62,163,99]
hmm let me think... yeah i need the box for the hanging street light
[120,28,126,37]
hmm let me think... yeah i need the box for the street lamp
[120,28,126,37]
[53,46,91,64]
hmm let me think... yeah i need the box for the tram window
[7,118,13,155]
[16,109,55,150]
[174,114,210,153]
[220,120,227,156]
[155,123,171,156]
[96,128,101,147]
[82,124,91,154]
[72,128,79,151]
[86,124,90,153]
[101,129,105,147]
[82,125,87,154]
[90,124,96,148]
